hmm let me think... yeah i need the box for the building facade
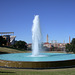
[0,32,16,46]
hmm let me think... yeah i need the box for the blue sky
[0,0,75,43]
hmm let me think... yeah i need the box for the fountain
[31,15,46,57]
[0,15,75,69]
[32,15,42,56]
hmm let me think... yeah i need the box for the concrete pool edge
[0,59,75,69]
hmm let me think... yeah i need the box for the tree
[71,38,75,44]
[66,44,71,52]
[66,38,75,53]
[13,40,27,50]
[0,36,7,46]
[51,45,54,51]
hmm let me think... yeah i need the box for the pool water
[0,53,75,62]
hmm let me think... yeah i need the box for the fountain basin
[0,53,75,69]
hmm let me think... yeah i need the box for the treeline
[0,36,27,50]
[12,40,27,50]
[66,38,75,53]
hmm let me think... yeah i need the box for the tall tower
[47,34,48,43]
[63,40,65,44]
[69,36,70,44]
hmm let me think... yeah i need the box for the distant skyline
[0,0,75,43]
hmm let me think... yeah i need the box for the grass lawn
[0,47,75,75]
[0,68,75,75]
[0,47,27,53]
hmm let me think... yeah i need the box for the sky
[0,0,75,43]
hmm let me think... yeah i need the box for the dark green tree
[71,38,75,45]
[14,40,27,50]
[0,36,7,46]
[66,38,75,53]
[51,45,54,51]
[66,44,71,52]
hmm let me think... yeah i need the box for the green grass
[0,46,66,54]
[0,47,28,53]
[0,68,75,75]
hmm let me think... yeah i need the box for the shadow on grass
[0,52,9,54]
[0,71,15,73]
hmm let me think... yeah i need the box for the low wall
[0,59,75,69]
